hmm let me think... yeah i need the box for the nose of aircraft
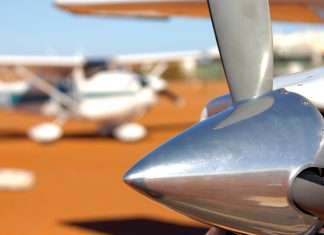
[123,158,150,192]
[123,104,239,214]
[123,116,213,199]
[123,137,190,199]
[123,90,324,235]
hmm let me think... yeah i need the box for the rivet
[303,100,308,105]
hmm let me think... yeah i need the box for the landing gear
[112,123,147,142]
[0,168,35,191]
[98,123,147,142]
[97,123,116,137]
[27,122,63,143]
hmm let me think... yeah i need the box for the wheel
[97,123,116,137]
[0,168,34,191]
[112,123,147,142]
[27,122,63,143]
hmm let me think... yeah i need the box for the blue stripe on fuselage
[81,91,136,99]
[0,90,137,108]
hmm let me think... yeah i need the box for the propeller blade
[208,0,273,102]
[159,89,185,107]
[292,170,324,218]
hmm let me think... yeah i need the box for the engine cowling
[124,89,324,235]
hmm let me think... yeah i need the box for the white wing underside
[0,55,85,74]
[55,0,324,23]
[0,48,220,73]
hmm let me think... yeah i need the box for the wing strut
[14,66,79,115]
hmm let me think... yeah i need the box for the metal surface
[125,89,324,235]
[292,171,324,218]
[208,0,273,103]
[202,69,324,120]
[201,94,231,121]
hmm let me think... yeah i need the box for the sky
[1,0,324,57]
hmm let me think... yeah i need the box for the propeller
[145,63,185,107]
[159,89,186,107]
[292,169,324,218]
[208,0,273,102]
[124,0,324,234]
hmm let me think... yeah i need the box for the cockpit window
[137,76,149,87]
[84,60,107,78]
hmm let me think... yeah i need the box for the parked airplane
[0,54,185,143]
[55,0,324,235]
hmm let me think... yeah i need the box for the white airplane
[55,1,324,235]
[0,54,186,143]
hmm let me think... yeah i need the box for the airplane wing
[55,0,324,23]
[112,49,219,65]
[0,55,85,75]
[0,50,218,74]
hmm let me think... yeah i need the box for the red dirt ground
[0,80,229,235]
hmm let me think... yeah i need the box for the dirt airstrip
[0,80,229,235]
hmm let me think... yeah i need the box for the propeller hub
[125,89,324,235]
